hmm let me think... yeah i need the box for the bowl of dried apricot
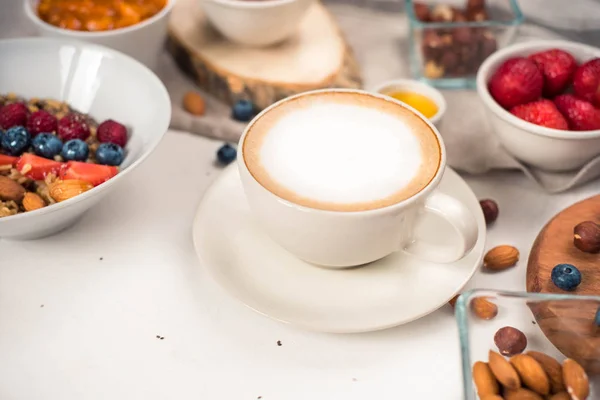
[24,0,174,69]
[0,38,170,240]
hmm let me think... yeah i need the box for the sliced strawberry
[0,154,18,166]
[528,49,578,97]
[510,99,569,130]
[16,153,64,181]
[59,161,118,187]
[554,94,600,131]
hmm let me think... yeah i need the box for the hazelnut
[573,221,600,253]
[494,326,527,356]
[479,30,498,59]
[413,2,430,21]
[467,8,489,21]
[183,91,206,116]
[430,4,455,22]
[421,30,444,61]
[467,0,486,11]
[424,60,445,79]
[471,297,498,320]
[453,10,468,22]
[453,26,473,44]
[440,51,459,71]
[479,199,499,224]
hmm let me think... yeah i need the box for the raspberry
[57,113,90,141]
[0,103,29,129]
[26,110,58,137]
[97,119,128,147]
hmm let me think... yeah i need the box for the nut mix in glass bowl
[406,0,523,89]
[0,93,128,219]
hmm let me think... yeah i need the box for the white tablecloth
[0,130,597,399]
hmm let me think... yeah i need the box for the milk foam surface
[259,103,422,204]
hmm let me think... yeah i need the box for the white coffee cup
[238,89,478,268]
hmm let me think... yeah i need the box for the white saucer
[192,165,486,333]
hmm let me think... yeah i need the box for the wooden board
[167,0,362,111]
[527,195,600,374]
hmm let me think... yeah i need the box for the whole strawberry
[488,57,543,109]
[528,49,578,97]
[573,58,600,107]
[26,110,58,137]
[0,103,29,129]
[97,119,128,147]
[554,94,600,131]
[58,113,90,141]
[510,99,568,130]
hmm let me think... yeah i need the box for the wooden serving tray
[527,195,600,374]
[167,0,362,111]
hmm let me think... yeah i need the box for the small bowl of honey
[371,78,447,128]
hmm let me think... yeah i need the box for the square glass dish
[405,0,523,89]
[456,289,600,399]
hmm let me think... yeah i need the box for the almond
[22,192,45,211]
[504,388,543,400]
[0,176,25,202]
[448,294,459,308]
[548,392,572,400]
[488,350,521,390]
[483,245,519,270]
[473,361,500,396]
[49,179,93,203]
[526,351,564,394]
[510,354,550,395]
[471,297,498,320]
[563,359,589,400]
[182,91,205,116]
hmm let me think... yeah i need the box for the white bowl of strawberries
[477,40,600,171]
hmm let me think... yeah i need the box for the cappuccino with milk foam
[242,91,441,212]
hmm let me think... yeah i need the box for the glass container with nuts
[456,289,600,399]
[406,0,523,89]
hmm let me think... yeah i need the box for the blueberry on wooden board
[551,264,581,291]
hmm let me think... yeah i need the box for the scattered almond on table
[483,245,519,271]
[182,91,206,116]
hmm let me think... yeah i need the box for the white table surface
[0,129,597,400]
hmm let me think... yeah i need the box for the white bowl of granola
[0,38,171,240]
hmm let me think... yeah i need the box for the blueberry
[551,263,582,291]
[95,142,124,166]
[32,133,63,159]
[1,126,30,155]
[61,139,89,161]
[217,144,237,165]
[232,100,255,122]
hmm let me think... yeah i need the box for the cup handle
[403,191,479,263]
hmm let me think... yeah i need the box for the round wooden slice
[167,0,362,111]
[527,195,600,374]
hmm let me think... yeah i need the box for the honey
[37,0,167,32]
[385,91,438,119]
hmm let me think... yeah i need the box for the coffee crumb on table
[156,335,165,340]
[40,304,44,308]
[276,340,282,346]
